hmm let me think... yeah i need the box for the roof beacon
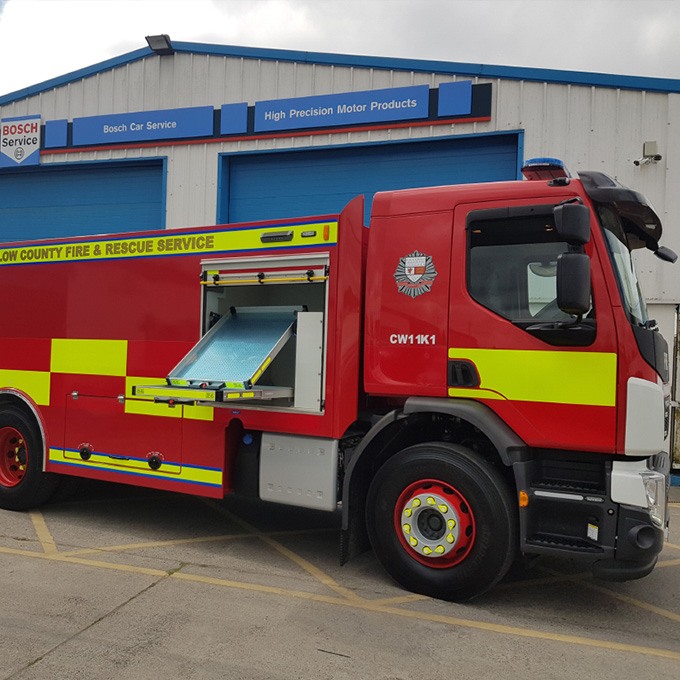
[521,157,571,181]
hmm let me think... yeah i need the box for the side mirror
[654,245,678,263]
[557,252,590,316]
[554,203,591,245]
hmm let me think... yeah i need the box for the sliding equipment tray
[132,383,294,404]
[132,306,300,404]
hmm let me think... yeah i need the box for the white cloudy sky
[0,0,679,97]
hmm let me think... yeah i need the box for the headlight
[641,471,666,528]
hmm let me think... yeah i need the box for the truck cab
[351,159,673,598]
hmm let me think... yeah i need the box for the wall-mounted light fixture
[633,141,662,166]
[145,34,174,56]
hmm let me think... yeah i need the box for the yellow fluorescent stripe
[225,391,255,400]
[51,339,127,376]
[125,378,214,421]
[252,357,272,385]
[133,386,218,401]
[49,448,222,486]
[448,387,506,401]
[126,376,165,396]
[448,348,617,407]
[0,369,51,405]
[183,404,215,421]
[0,221,338,266]
[125,399,183,418]
[125,377,182,419]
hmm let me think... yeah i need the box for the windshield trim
[597,205,649,327]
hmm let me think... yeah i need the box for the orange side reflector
[323,224,330,241]
[519,490,529,508]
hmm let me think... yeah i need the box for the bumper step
[526,532,604,553]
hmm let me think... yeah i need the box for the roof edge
[0,47,151,105]
[2,41,680,107]
[173,41,680,93]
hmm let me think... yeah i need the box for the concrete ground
[1,479,679,680]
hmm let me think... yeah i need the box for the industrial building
[1,36,679,463]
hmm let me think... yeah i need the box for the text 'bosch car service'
[0,159,675,601]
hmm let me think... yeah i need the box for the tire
[0,405,59,510]
[366,442,517,601]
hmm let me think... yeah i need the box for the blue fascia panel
[220,102,249,135]
[72,106,214,146]
[438,81,472,116]
[44,119,69,148]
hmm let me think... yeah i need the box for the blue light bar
[521,157,571,181]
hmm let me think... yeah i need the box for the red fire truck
[0,159,674,600]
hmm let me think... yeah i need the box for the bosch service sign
[0,115,41,167]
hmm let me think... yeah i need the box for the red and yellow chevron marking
[0,339,213,421]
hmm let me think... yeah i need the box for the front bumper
[594,451,670,580]
[514,450,670,581]
[592,504,664,581]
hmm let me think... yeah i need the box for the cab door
[447,201,618,453]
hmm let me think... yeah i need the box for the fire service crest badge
[394,250,437,298]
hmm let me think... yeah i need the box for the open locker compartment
[133,253,329,411]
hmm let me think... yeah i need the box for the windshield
[598,206,649,326]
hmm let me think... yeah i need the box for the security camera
[633,154,662,166]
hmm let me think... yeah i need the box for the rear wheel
[0,405,58,510]
[366,442,517,601]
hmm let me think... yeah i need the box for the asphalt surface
[1,480,679,680]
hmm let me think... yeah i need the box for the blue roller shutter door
[0,161,164,242]
[222,134,518,223]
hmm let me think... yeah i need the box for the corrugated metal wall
[1,52,678,301]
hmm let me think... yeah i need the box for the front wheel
[366,442,517,601]
[0,405,59,510]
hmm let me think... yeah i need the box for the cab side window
[468,211,585,323]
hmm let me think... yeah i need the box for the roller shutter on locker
[0,161,164,242]
[221,134,518,223]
